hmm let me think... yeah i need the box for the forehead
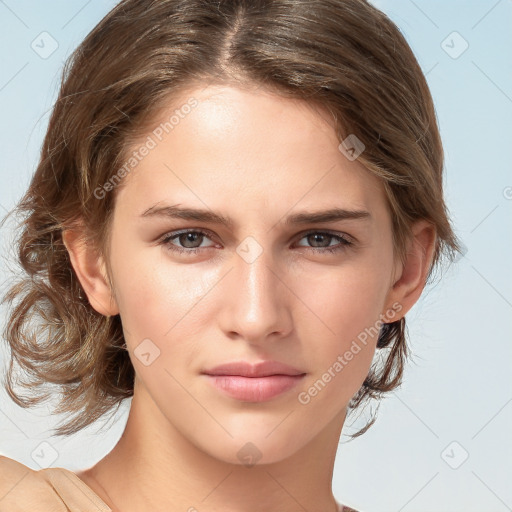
[116,84,388,222]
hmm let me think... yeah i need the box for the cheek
[110,243,220,360]
[294,258,388,341]
[290,261,388,396]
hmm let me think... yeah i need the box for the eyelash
[159,229,353,255]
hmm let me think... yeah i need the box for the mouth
[201,361,307,402]
[203,374,306,402]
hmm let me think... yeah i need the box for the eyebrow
[140,204,371,228]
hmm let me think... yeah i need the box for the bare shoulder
[0,455,37,493]
[0,455,112,512]
[0,455,61,511]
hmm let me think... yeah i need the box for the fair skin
[64,83,436,512]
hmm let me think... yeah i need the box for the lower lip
[205,374,306,402]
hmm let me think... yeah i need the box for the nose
[217,242,293,345]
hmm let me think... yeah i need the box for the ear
[62,226,119,317]
[383,219,437,319]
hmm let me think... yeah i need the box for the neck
[82,382,346,512]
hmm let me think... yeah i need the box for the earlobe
[385,220,437,319]
[62,227,119,317]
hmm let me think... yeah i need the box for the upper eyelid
[161,228,216,242]
[161,228,353,245]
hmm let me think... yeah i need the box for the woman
[0,0,461,510]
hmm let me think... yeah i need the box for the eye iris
[308,233,330,247]
[180,232,202,248]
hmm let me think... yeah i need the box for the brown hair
[1,0,462,437]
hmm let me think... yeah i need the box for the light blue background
[0,1,511,511]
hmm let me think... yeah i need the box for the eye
[295,231,353,254]
[159,229,353,256]
[160,229,216,254]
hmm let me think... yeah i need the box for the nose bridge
[236,238,279,316]
[223,235,290,341]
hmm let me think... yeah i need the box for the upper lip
[202,361,305,377]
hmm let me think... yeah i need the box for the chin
[193,429,310,467]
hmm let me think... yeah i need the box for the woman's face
[104,84,401,464]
